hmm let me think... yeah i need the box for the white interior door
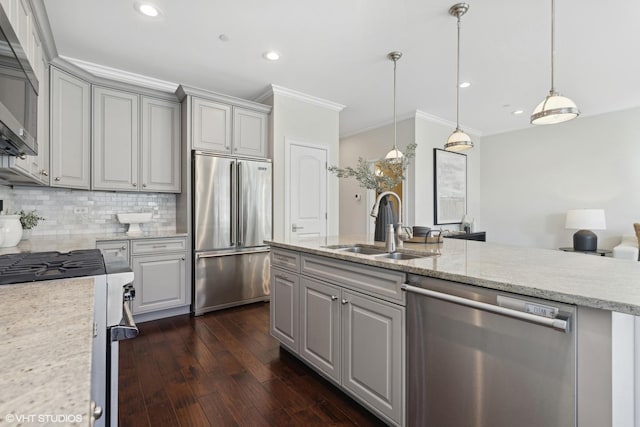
[286,141,328,242]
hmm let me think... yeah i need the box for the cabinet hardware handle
[341,299,349,305]
[41,170,48,176]
[152,245,167,248]
[143,183,147,188]
[120,246,126,251]
[132,183,137,187]
[54,177,61,181]
[275,274,288,281]
[92,402,103,420]
[331,295,338,301]
[18,153,26,159]
[181,257,185,261]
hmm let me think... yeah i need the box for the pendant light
[530,0,579,125]
[385,51,403,160]
[445,3,473,152]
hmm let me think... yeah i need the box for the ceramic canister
[0,215,23,247]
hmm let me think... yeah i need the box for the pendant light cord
[456,14,461,131]
[550,0,556,94]
[393,57,398,151]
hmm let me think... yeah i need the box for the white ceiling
[42,0,640,137]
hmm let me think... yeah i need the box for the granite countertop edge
[268,240,640,316]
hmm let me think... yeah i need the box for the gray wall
[0,186,176,236]
[481,107,640,249]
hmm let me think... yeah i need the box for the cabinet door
[300,277,341,383]
[192,98,231,152]
[92,86,139,191]
[270,267,299,352]
[132,252,187,314]
[50,67,90,189]
[232,107,267,157]
[14,0,29,58]
[141,97,180,192]
[342,290,404,425]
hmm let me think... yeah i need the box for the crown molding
[255,84,345,112]
[60,55,179,93]
[339,112,416,139]
[415,109,483,136]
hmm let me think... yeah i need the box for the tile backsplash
[0,186,176,236]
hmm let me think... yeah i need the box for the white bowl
[117,212,153,236]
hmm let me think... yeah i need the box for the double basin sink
[327,244,430,260]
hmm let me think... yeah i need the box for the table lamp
[565,209,606,251]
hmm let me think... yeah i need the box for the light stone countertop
[269,235,640,315]
[0,277,94,426]
[0,231,188,255]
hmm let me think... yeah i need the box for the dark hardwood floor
[118,302,387,426]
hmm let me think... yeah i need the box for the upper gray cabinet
[192,98,231,152]
[93,86,181,193]
[92,86,139,191]
[50,67,91,189]
[176,85,271,158]
[141,97,180,192]
[233,107,268,157]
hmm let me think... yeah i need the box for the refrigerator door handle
[230,160,236,246]
[196,248,271,259]
[237,161,243,246]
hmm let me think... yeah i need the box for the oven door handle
[110,300,139,341]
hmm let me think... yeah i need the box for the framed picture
[434,148,467,225]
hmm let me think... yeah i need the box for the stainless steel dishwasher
[405,274,577,427]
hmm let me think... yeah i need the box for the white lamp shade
[565,209,606,230]
[445,129,473,152]
[385,147,404,160]
[531,94,580,125]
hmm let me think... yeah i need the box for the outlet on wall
[73,207,89,214]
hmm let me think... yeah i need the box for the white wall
[270,93,341,239]
[338,118,414,236]
[481,107,640,249]
[338,114,481,237]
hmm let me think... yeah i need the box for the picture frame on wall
[434,148,467,225]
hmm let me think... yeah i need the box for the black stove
[0,249,106,285]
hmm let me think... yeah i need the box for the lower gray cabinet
[270,266,299,352]
[270,250,405,426]
[342,290,404,425]
[132,252,187,314]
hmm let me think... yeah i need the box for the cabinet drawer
[97,240,130,261]
[271,248,300,272]
[301,254,406,305]
[132,237,187,255]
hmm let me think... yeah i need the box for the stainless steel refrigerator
[192,152,272,315]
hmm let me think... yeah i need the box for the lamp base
[573,229,597,251]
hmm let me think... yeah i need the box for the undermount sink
[377,252,425,260]
[338,245,388,255]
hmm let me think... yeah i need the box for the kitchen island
[268,236,640,427]
[0,277,95,426]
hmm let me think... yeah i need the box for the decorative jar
[0,215,23,247]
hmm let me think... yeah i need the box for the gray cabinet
[50,67,91,189]
[132,252,187,314]
[300,276,341,383]
[270,248,406,426]
[342,290,404,425]
[92,86,139,191]
[93,87,180,192]
[192,98,231,152]
[232,107,268,157]
[270,266,299,352]
[141,97,180,192]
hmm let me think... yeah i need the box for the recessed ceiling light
[218,34,229,42]
[135,2,161,17]
[512,110,524,115]
[263,51,280,61]
[459,81,471,88]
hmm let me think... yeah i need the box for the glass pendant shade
[445,129,473,152]
[385,147,404,160]
[530,92,579,125]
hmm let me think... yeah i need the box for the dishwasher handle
[402,284,570,333]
